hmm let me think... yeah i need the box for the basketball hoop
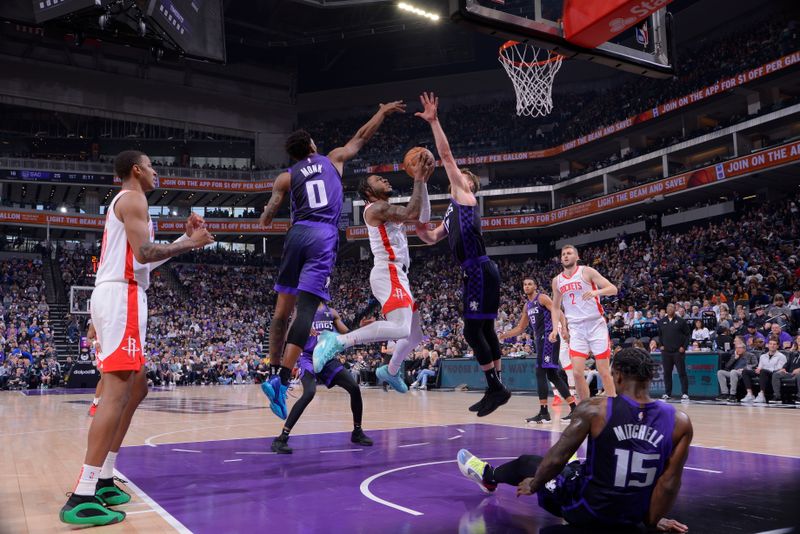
[498,41,564,118]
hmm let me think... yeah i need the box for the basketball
[403,146,434,178]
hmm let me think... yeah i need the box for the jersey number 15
[613,449,660,488]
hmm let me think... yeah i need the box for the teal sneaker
[312,331,345,373]
[260,376,288,420]
[376,365,408,393]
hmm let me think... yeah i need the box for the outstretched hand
[185,212,206,237]
[415,92,439,123]
[379,100,407,116]
[655,518,688,533]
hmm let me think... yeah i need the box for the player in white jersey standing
[550,244,618,401]
[313,152,434,392]
[60,150,214,526]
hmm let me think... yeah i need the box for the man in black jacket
[658,303,691,400]
[770,347,800,402]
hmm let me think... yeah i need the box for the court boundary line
[359,457,516,516]
[115,468,191,533]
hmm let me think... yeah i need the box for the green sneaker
[60,493,126,526]
[95,477,131,506]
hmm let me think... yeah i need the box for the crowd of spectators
[302,18,797,168]
[0,257,61,390]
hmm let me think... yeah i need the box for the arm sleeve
[419,183,431,223]
[148,234,190,271]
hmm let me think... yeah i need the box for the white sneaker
[410,382,419,389]
[661,394,670,401]
[754,393,767,404]
[681,394,690,401]
[741,393,755,403]
[419,385,427,390]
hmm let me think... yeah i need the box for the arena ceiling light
[398,2,440,21]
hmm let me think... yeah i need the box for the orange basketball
[403,146,434,178]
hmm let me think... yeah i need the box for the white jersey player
[312,154,434,393]
[61,150,213,527]
[550,244,618,401]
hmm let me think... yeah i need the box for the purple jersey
[302,305,336,355]
[574,395,676,525]
[288,154,343,226]
[442,198,487,265]
[528,294,558,368]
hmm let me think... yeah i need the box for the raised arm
[582,266,618,299]
[415,92,474,202]
[646,411,693,532]
[328,101,406,174]
[499,303,530,340]
[549,277,567,343]
[517,397,605,496]
[415,221,448,245]
[259,172,290,228]
[117,192,213,264]
[365,156,434,225]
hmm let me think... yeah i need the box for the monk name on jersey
[299,163,324,178]
[612,423,666,448]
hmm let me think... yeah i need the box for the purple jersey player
[258,101,405,421]
[270,303,373,454]
[500,278,576,423]
[457,348,693,533]
[414,91,510,417]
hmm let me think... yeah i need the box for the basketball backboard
[450,0,676,78]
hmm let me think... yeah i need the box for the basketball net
[498,41,564,117]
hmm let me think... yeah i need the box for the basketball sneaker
[477,387,511,417]
[457,449,496,494]
[88,403,97,417]
[376,365,408,393]
[468,390,489,412]
[260,376,288,420]
[351,428,374,446]
[60,493,125,526]
[271,436,292,454]
[95,478,131,506]
[526,412,550,424]
[312,331,345,373]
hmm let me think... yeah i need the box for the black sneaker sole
[477,389,512,417]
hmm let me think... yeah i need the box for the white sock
[100,451,117,479]
[74,464,102,496]
[339,308,412,348]
[92,397,100,406]
[388,311,423,375]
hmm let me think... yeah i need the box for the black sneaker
[715,395,730,402]
[477,387,512,417]
[60,493,126,526]
[526,412,551,424]
[468,389,489,412]
[561,411,574,421]
[271,436,292,454]
[95,477,131,506]
[351,428,374,446]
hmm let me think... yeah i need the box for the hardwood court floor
[2,385,799,534]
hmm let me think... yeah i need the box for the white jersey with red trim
[364,202,410,269]
[95,190,155,290]
[556,265,605,324]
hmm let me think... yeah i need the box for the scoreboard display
[146,0,225,62]
[32,0,106,24]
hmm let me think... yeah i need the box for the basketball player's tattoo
[371,180,424,223]
[262,193,284,224]
[138,240,198,263]
[269,316,289,364]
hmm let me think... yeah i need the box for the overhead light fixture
[60,206,67,213]
[398,2,440,21]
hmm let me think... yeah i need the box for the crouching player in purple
[457,348,693,533]
[271,302,373,454]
